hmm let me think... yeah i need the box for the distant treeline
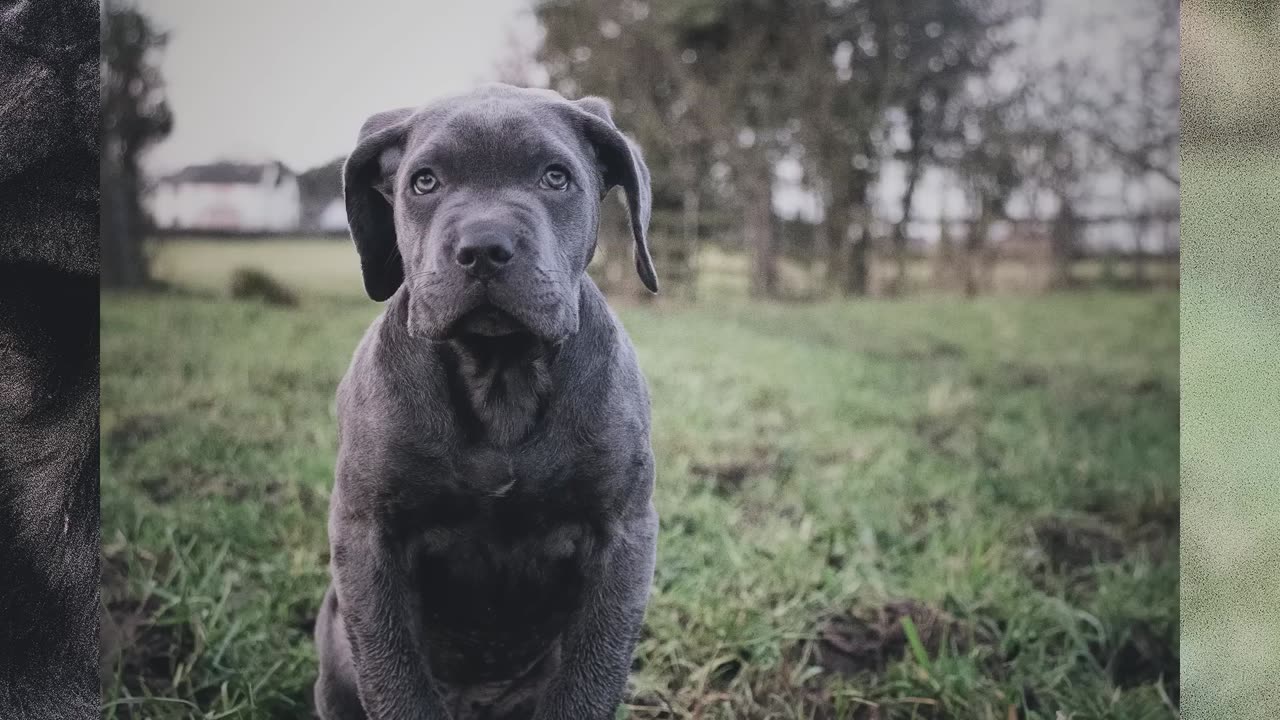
[511,0,1180,298]
[108,0,1185,299]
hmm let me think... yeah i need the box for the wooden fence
[592,198,1179,299]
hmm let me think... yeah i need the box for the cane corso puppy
[0,0,100,717]
[314,85,660,720]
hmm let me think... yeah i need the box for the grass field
[101,240,1178,719]
[148,235,1178,303]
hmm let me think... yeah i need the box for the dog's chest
[398,475,602,685]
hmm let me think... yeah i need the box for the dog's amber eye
[410,170,439,195]
[541,166,570,190]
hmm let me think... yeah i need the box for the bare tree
[868,0,1035,296]
[102,1,173,288]
[1022,0,1178,286]
[536,0,719,296]
[1072,0,1180,188]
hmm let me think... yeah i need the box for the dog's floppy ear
[343,107,414,301]
[570,97,659,294]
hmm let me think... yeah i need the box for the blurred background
[101,1,1186,718]
[102,0,1181,299]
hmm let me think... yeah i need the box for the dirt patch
[292,608,318,636]
[690,459,758,495]
[1092,620,1179,701]
[902,498,955,550]
[629,617,991,720]
[928,340,966,359]
[1130,498,1178,536]
[1093,496,1179,550]
[1026,500,1179,603]
[223,476,285,503]
[1129,377,1168,396]
[1000,363,1050,389]
[105,413,168,458]
[135,474,178,503]
[100,551,198,710]
[690,445,786,496]
[747,386,790,412]
[99,552,138,687]
[802,599,995,677]
[907,498,953,530]
[1033,496,1179,576]
[814,442,878,468]
[866,338,966,364]
[132,470,290,506]
[1029,515,1127,574]
[626,674,852,720]
[915,416,958,452]
[297,481,327,516]
[914,414,978,459]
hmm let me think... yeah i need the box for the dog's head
[343,84,657,342]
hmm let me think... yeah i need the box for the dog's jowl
[315,85,659,720]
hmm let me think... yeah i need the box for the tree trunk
[1101,246,1117,285]
[889,160,922,297]
[934,219,954,289]
[1049,198,1078,290]
[965,214,990,297]
[838,175,872,297]
[1132,220,1148,287]
[889,104,925,297]
[823,198,850,292]
[101,153,151,289]
[682,188,700,301]
[745,157,778,298]
[844,222,870,297]
[961,191,990,297]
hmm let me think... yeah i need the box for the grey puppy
[314,84,659,720]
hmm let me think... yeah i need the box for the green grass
[148,236,365,299]
[101,243,1178,719]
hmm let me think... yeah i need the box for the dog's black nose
[455,233,514,278]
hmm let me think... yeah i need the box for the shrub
[228,267,297,307]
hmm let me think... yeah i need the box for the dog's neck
[387,281,613,448]
[439,332,556,447]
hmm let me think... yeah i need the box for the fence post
[683,189,700,301]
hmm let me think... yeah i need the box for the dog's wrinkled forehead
[397,91,601,190]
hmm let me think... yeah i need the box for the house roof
[160,160,295,185]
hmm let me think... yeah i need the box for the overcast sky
[137,0,534,173]
[137,0,1119,176]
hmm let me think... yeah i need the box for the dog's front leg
[332,517,451,720]
[533,506,658,720]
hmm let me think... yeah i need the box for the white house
[150,161,301,233]
[316,197,349,233]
